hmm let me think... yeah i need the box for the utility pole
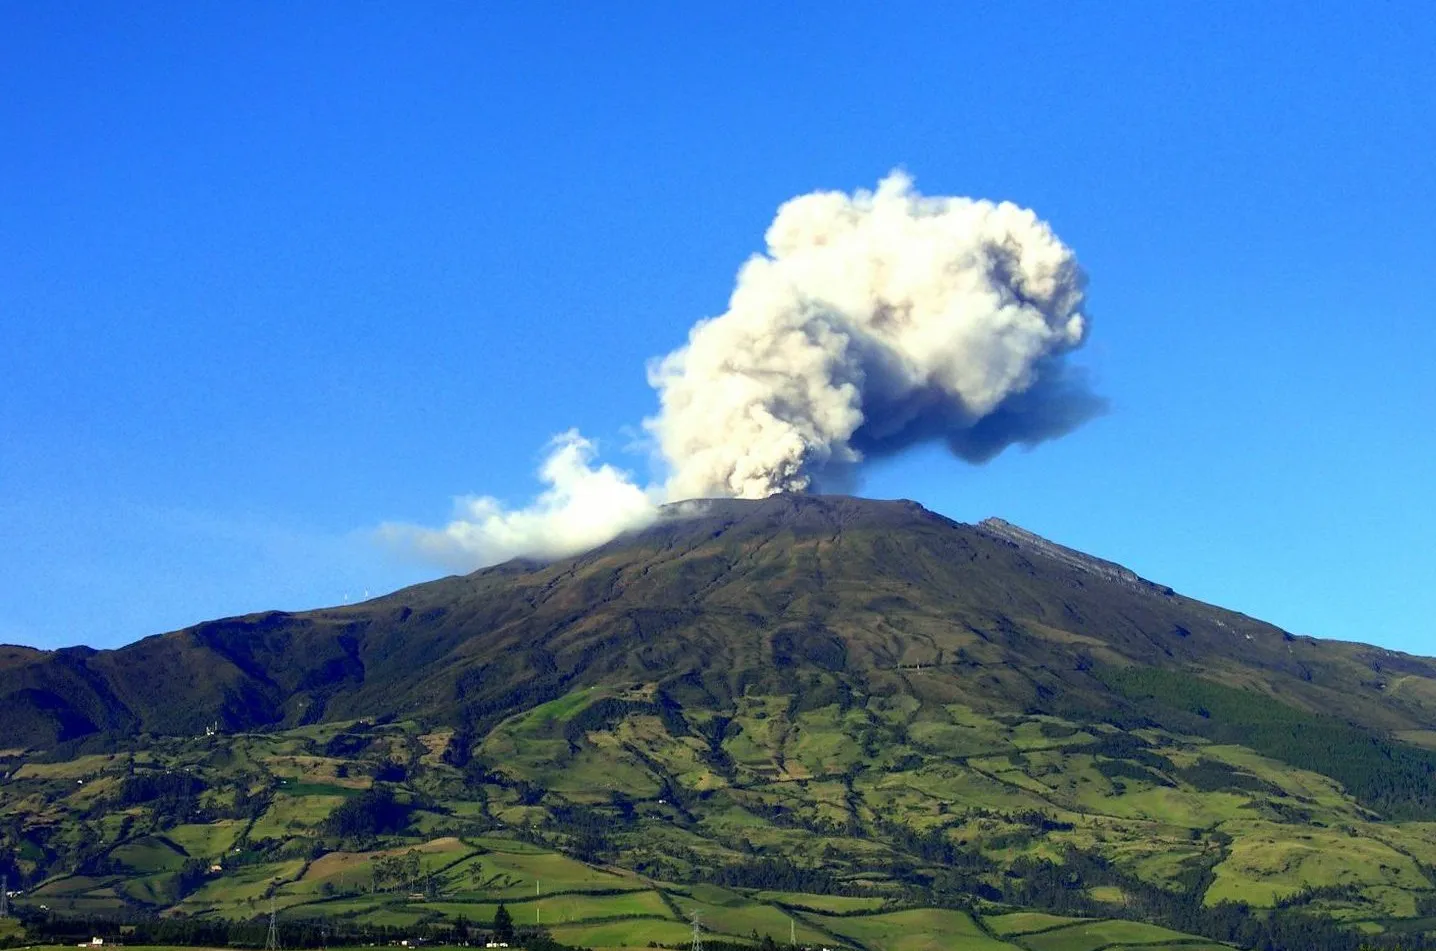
[536,879,541,926]
[790,918,795,947]
[265,896,280,951]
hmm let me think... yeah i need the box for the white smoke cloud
[386,172,1099,569]
[648,171,1092,499]
[378,431,662,569]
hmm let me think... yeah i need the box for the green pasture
[16,672,1436,942]
[813,908,1019,951]
[14,892,129,916]
[1019,918,1204,951]
[1204,822,1426,907]
[985,912,1089,936]
[166,820,244,859]
[285,838,476,903]
[179,858,307,912]
[547,918,700,948]
[118,872,184,906]
[425,888,671,925]
[1198,745,1356,815]
[531,744,664,802]
[857,762,1052,816]
[469,835,552,854]
[12,754,119,780]
[32,875,110,897]
[249,793,345,839]
[755,890,889,913]
[668,892,828,944]
[787,705,874,777]
[612,715,724,790]
[480,689,669,799]
[352,904,431,927]
[110,836,188,874]
[440,843,640,897]
[280,894,394,919]
[480,688,608,754]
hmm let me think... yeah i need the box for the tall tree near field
[492,902,514,943]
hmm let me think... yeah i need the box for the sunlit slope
[6,495,1436,751]
[4,705,1425,947]
[10,494,1436,946]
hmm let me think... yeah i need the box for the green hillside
[4,495,1436,950]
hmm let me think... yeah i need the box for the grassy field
[7,686,1436,948]
[668,889,830,944]
[1018,919,1210,951]
[248,793,346,839]
[1203,821,1427,908]
[547,919,699,948]
[109,836,189,874]
[440,844,641,897]
[755,891,889,913]
[426,889,672,925]
[178,859,308,913]
[165,820,244,859]
[985,912,1091,936]
[812,909,1019,951]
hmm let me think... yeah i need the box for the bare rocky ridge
[977,517,1174,595]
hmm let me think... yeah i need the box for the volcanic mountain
[5,494,1435,752]
[11,495,1436,948]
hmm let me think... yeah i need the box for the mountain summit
[4,494,1433,750]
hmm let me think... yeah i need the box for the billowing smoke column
[384,173,1100,568]
[649,171,1092,499]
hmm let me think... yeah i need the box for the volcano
[5,494,1434,753]
[10,495,1436,946]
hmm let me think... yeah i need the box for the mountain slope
[8,495,1436,948]
[5,494,1434,748]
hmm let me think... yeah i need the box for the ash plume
[385,172,1101,567]
[649,171,1095,498]
[378,431,659,570]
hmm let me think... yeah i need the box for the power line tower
[265,897,280,951]
[689,911,703,951]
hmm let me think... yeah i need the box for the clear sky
[2,2,1433,654]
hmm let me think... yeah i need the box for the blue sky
[2,2,1433,653]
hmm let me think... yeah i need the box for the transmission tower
[265,897,281,951]
[689,911,703,951]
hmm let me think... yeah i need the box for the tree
[322,786,411,841]
[492,902,515,943]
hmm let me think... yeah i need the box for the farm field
[985,912,1092,936]
[11,622,1436,950]
[1018,919,1219,951]
[811,909,1018,951]
[2,701,1419,951]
